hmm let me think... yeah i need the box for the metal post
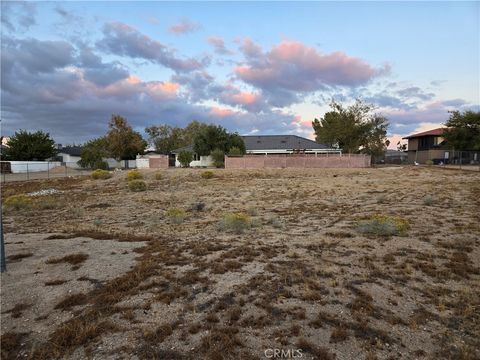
[1,196,6,272]
[65,164,67,177]
[26,163,29,180]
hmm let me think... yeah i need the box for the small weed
[153,171,162,180]
[128,179,147,192]
[3,303,31,318]
[54,293,88,310]
[376,195,388,204]
[166,208,187,224]
[219,212,251,234]
[423,196,435,206]
[7,252,33,262]
[3,195,32,211]
[126,169,143,181]
[46,253,89,268]
[200,171,214,179]
[356,214,410,237]
[91,169,111,180]
[330,326,349,343]
[296,338,335,360]
[190,201,206,211]
[45,279,67,286]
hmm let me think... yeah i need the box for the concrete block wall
[149,155,169,168]
[225,154,370,169]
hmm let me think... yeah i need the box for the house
[171,135,340,167]
[56,146,83,168]
[402,128,449,164]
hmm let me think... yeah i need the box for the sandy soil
[1,167,479,360]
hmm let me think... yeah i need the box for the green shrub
[425,160,434,165]
[219,212,251,234]
[178,151,193,168]
[356,214,410,237]
[128,179,147,192]
[210,148,225,168]
[126,169,143,180]
[166,208,186,224]
[91,169,112,180]
[228,146,244,157]
[200,171,214,179]
[4,195,33,211]
[153,171,162,180]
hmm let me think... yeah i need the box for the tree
[106,114,147,160]
[145,121,210,154]
[312,99,389,155]
[397,141,407,152]
[3,130,57,161]
[78,137,109,169]
[177,151,193,167]
[193,124,246,156]
[443,110,480,150]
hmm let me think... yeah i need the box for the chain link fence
[0,162,93,183]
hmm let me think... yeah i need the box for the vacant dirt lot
[1,167,479,359]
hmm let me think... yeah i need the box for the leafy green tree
[193,124,246,156]
[78,137,109,169]
[210,148,225,168]
[145,121,211,154]
[177,150,193,167]
[3,130,57,161]
[443,110,480,150]
[107,114,147,160]
[312,99,389,155]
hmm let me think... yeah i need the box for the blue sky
[1,1,479,147]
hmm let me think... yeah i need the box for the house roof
[242,135,329,151]
[172,135,330,154]
[402,128,445,139]
[58,146,83,156]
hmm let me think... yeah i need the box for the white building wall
[175,155,213,167]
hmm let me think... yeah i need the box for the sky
[1,1,479,148]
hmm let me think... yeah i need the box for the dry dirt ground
[1,167,479,360]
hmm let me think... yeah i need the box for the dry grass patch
[3,303,31,318]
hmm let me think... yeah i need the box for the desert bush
[425,160,434,165]
[178,151,193,167]
[200,170,214,179]
[126,169,143,180]
[153,171,162,180]
[91,169,112,180]
[3,195,32,211]
[356,214,409,237]
[219,212,251,234]
[210,148,225,168]
[266,215,284,229]
[376,195,387,204]
[423,196,435,206]
[128,180,147,192]
[166,208,186,224]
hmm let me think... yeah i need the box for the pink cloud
[235,40,390,95]
[209,106,236,118]
[169,18,201,35]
